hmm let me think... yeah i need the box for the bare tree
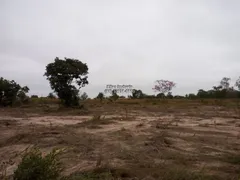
[80,92,88,101]
[220,77,231,90]
[153,80,176,95]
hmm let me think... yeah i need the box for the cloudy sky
[1,0,239,97]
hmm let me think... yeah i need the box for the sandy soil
[0,104,240,179]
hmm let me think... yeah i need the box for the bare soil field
[0,100,240,179]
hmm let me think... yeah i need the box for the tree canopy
[44,57,89,106]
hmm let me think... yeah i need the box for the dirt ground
[0,100,240,179]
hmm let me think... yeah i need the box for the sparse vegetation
[0,100,240,180]
[1,68,240,180]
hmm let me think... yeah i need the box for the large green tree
[44,57,89,106]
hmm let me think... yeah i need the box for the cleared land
[0,99,240,179]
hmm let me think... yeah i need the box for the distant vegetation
[126,77,240,100]
[0,56,240,108]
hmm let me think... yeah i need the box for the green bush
[0,77,29,106]
[13,147,66,180]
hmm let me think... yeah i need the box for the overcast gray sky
[1,0,239,97]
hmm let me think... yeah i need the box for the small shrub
[13,147,66,180]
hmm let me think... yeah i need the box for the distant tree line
[1,56,240,107]
[186,77,240,99]
[95,77,240,101]
[124,77,240,100]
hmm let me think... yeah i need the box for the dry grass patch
[73,114,116,129]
